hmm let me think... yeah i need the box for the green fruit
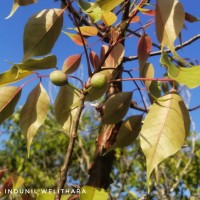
[50,70,67,86]
[90,72,108,89]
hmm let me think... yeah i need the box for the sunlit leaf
[0,66,32,87]
[6,0,38,19]
[102,92,132,124]
[63,32,87,46]
[74,26,98,36]
[141,63,154,91]
[62,54,82,74]
[140,92,190,189]
[0,86,22,124]
[101,11,117,26]
[102,43,125,68]
[92,0,123,12]
[141,9,155,16]
[108,115,142,152]
[138,34,152,71]
[160,53,200,88]
[11,174,24,189]
[54,84,81,133]
[20,83,50,157]
[185,12,200,23]
[16,55,57,71]
[23,9,64,60]
[90,51,100,70]
[80,186,108,200]
[155,0,185,52]
[78,0,103,23]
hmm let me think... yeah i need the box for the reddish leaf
[185,12,200,23]
[0,169,7,180]
[0,177,13,195]
[90,51,100,69]
[63,32,87,46]
[130,16,140,23]
[138,34,152,72]
[62,54,82,74]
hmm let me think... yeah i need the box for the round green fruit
[90,73,108,89]
[50,70,67,86]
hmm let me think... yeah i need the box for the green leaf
[36,193,71,200]
[23,9,64,60]
[160,53,200,88]
[80,186,108,200]
[108,115,143,151]
[20,83,50,157]
[6,0,38,19]
[102,92,132,124]
[0,86,22,124]
[91,0,124,12]
[16,55,57,71]
[140,92,190,189]
[86,84,108,102]
[155,0,185,52]
[54,84,81,133]
[101,11,117,26]
[141,63,154,91]
[0,66,32,87]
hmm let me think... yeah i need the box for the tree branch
[55,94,85,200]
[123,34,200,62]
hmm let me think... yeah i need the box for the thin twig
[188,104,200,112]
[170,137,196,193]
[67,1,92,76]
[55,94,85,200]
[123,34,200,62]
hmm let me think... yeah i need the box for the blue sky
[0,0,200,132]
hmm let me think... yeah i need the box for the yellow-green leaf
[160,53,200,88]
[54,84,81,133]
[155,0,185,52]
[108,115,142,151]
[0,66,32,87]
[92,0,123,12]
[23,9,64,60]
[74,26,98,36]
[6,0,38,19]
[20,83,50,157]
[101,11,117,26]
[0,86,22,124]
[140,93,190,189]
[102,92,132,124]
[11,174,24,190]
[16,55,57,71]
[141,63,154,91]
[36,193,71,200]
[80,186,108,200]
[63,31,88,46]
